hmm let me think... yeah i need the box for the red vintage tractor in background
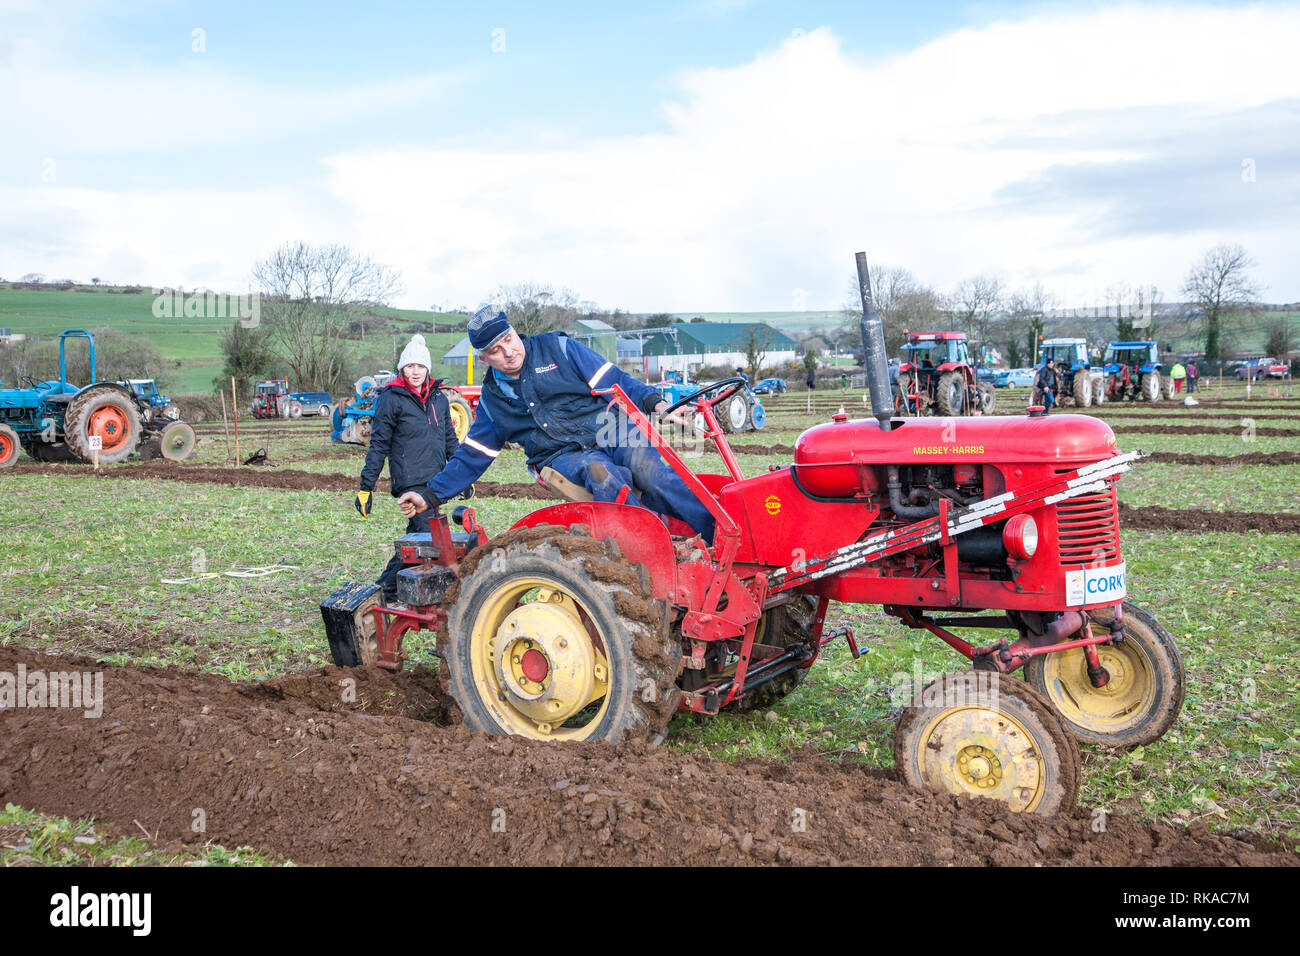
[893,331,996,416]
[323,254,1183,815]
[250,379,302,420]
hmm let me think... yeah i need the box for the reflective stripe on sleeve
[465,438,501,458]
[587,361,614,388]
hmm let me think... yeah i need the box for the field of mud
[1,646,1291,867]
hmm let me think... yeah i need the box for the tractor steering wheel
[663,376,747,417]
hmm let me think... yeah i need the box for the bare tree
[1002,283,1056,368]
[948,275,1004,357]
[252,241,402,392]
[1182,244,1262,362]
[740,324,775,379]
[841,266,943,354]
[491,282,580,337]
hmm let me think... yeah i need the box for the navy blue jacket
[427,332,662,501]
[360,379,459,496]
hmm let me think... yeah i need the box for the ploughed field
[1,388,1297,865]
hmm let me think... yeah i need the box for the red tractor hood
[794,414,1119,467]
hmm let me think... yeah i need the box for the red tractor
[322,254,1182,815]
[894,331,996,417]
[250,379,302,420]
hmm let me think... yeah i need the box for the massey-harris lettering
[912,444,986,455]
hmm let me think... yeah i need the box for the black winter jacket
[1035,365,1058,392]
[360,379,459,496]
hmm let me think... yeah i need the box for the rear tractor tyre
[64,385,142,464]
[894,671,1080,815]
[934,372,964,416]
[441,529,682,744]
[0,424,20,467]
[1140,372,1160,402]
[721,393,750,433]
[1072,372,1092,407]
[1024,602,1183,748]
[725,595,819,712]
[443,388,474,442]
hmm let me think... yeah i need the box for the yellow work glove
[354,490,372,519]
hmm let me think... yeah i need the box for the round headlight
[1003,514,1038,560]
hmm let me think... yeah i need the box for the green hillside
[0,286,473,393]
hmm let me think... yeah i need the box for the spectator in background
[1170,360,1187,394]
[1034,358,1057,411]
[1187,361,1199,393]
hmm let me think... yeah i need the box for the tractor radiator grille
[1055,484,1120,566]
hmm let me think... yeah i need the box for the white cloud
[5,4,1299,309]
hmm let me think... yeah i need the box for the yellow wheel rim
[470,577,611,740]
[915,706,1046,813]
[449,403,471,442]
[1039,638,1153,733]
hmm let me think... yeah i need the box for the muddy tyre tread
[441,526,682,744]
[893,671,1081,814]
[1025,601,1183,748]
[724,595,818,712]
[935,372,963,416]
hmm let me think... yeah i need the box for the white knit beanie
[398,334,432,373]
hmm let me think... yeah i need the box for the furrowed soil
[1,645,1292,867]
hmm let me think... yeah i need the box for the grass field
[1,392,1298,862]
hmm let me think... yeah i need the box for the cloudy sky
[3,0,1297,312]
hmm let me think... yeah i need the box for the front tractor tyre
[0,424,20,467]
[64,385,142,464]
[1024,602,1183,748]
[442,529,682,744]
[977,382,997,414]
[1092,376,1106,405]
[894,671,1080,815]
[935,372,964,416]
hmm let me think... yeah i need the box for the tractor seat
[536,466,595,502]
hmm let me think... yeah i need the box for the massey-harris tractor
[894,331,996,417]
[322,254,1183,815]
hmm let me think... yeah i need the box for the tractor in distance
[0,328,143,467]
[322,253,1184,817]
[1102,341,1173,402]
[250,379,303,419]
[655,369,766,433]
[332,372,480,445]
[1038,338,1104,407]
[117,379,197,461]
[893,331,996,416]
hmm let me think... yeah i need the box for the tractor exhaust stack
[855,252,893,432]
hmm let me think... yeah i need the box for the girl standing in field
[353,334,459,603]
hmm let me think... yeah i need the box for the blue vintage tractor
[117,379,197,460]
[1102,341,1172,402]
[654,370,766,433]
[0,329,144,466]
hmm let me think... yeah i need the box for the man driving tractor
[397,306,716,541]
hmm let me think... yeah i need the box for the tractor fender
[510,501,679,602]
[82,381,136,401]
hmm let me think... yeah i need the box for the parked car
[976,367,998,383]
[290,391,335,416]
[1234,358,1287,381]
[994,368,1036,388]
[752,377,787,395]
